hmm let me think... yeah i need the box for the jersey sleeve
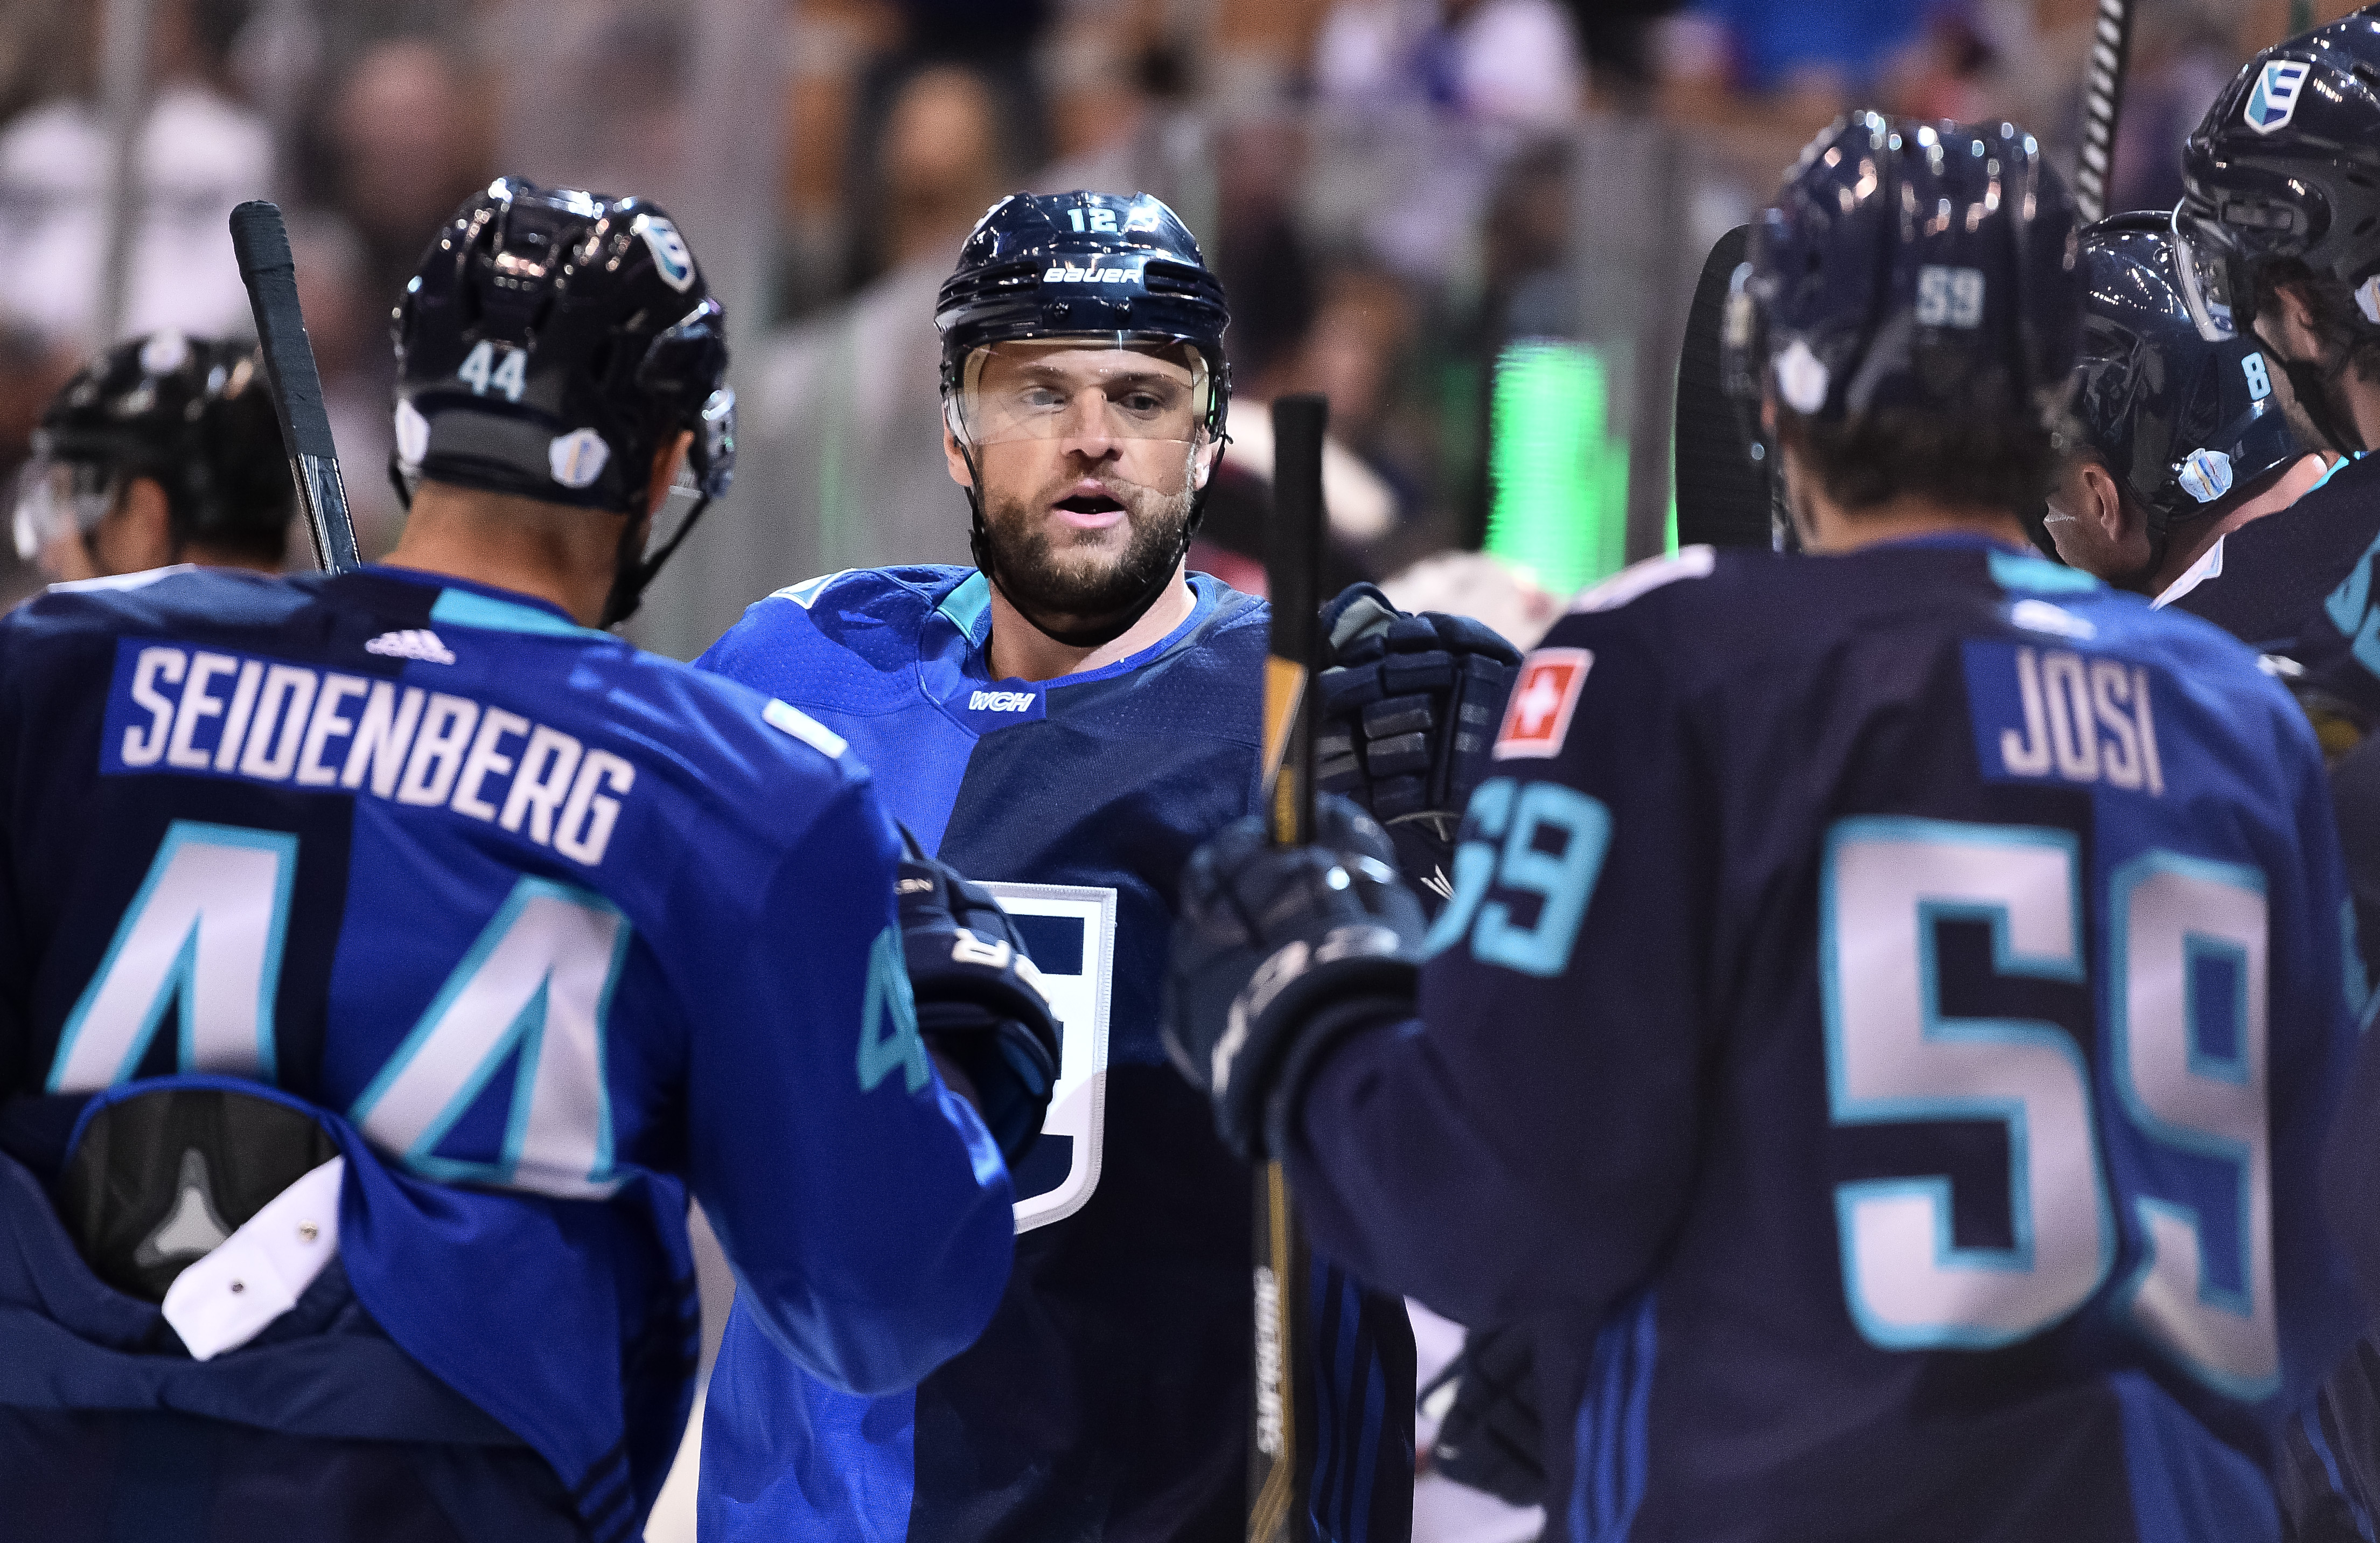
[682,763,1016,1396]
[1288,600,1712,1327]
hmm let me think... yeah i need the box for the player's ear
[2078,461,2130,545]
[1191,435,1223,491]
[943,419,976,490]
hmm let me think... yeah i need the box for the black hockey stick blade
[1673,224,1772,551]
[2072,0,2136,223]
[1250,392,1328,1543]
[230,200,361,573]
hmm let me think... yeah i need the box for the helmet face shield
[2171,205,2249,343]
[950,337,1214,449]
[12,452,116,564]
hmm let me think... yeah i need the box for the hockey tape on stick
[230,200,361,573]
[2073,0,2135,224]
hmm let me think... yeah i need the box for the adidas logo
[364,628,456,664]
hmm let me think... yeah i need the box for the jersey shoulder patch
[1568,545,1717,614]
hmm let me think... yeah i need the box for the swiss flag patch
[1495,648,1593,759]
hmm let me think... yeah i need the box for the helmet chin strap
[955,433,1216,654]
[600,490,714,629]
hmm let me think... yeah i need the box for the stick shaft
[1250,393,1329,1542]
[2072,0,2136,224]
[229,200,361,573]
[96,0,152,347]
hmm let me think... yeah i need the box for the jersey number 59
[1821,816,2276,1399]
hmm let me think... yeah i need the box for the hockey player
[695,189,1422,1541]
[2045,214,2321,604]
[13,331,297,580]
[2167,12,2380,649]
[0,177,1051,1543]
[1165,115,2366,1539]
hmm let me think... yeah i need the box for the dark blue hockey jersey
[695,566,1414,1542]
[1285,539,2364,1542]
[0,564,1014,1543]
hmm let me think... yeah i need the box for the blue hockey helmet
[2174,12,2380,452]
[2176,12,2380,332]
[15,331,294,566]
[2069,213,2303,529]
[392,176,737,624]
[935,190,1231,442]
[933,190,1232,648]
[1729,114,2082,432]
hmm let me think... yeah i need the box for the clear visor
[950,337,1213,447]
[2171,206,2244,344]
[645,454,705,561]
[11,454,116,564]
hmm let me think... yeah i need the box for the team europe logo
[636,214,697,293]
[2245,59,2313,135]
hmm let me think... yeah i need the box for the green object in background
[1484,340,1630,597]
[2292,0,2314,37]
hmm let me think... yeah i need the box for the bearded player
[694,191,1429,1540]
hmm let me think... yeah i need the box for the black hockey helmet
[1728,114,2082,433]
[392,176,736,625]
[2068,213,2302,530]
[2174,10,2380,450]
[934,190,1230,647]
[15,331,295,566]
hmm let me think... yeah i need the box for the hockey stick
[1250,393,1327,1543]
[1673,224,1772,551]
[229,200,361,573]
[2072,0,2137,224]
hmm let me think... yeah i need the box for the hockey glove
[898,845,1062,1166]
[1314,583,1521,898]
[1163,794,1425,1162]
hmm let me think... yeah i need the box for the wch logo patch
[980,882,1118,1234]
[2245,60,2313,135]
[1961,640,2167,794]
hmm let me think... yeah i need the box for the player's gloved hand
[1163,795,1425,1162]
[1422,1323,1547,1509]
[898,843,1061,1166]
[1314,583,1521,898]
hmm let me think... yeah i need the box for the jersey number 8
[1821,816,2275,1399]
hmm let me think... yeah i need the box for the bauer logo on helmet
[1044,262,1139,284]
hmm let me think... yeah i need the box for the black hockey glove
[1314,583,1521,899]
[1163,795,1425,1162]
[1422,1323,1547,1509]
[898,845,1061,1166]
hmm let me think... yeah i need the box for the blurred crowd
[0,0,2350,629]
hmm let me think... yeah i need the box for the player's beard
[978,464,1196,628]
